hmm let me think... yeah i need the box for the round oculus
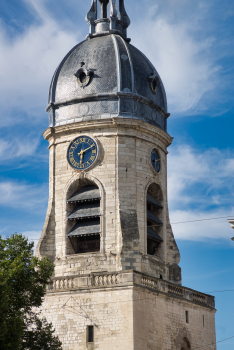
[67,136,98,170]
[151,148,160,173]
[148,74,158,94]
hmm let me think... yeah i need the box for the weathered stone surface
[36,117,216,349]
[36,118,179,281]
[39,271,216,350]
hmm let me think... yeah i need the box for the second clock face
[67,136,98,170]
[151,148,160,173]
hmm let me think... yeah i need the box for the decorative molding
[46,271,215,309]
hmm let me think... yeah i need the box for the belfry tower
[36,1,216,349]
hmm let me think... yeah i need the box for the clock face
[151,148,160,173]
[67,136,98,170]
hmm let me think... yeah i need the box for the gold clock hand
[77,148,85,163]
[82,144,95,153]
[77,144,95,164]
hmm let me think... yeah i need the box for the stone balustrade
[46,271,215,308]
[92,274,119,286]
[142,276,158,289]
[47,277,75,291]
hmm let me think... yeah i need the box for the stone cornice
[43,118,173,148]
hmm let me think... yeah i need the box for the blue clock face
[67,136,98,170]
[151,148,160,173]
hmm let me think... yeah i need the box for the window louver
[147,185,163,256]
[67,185,101,253]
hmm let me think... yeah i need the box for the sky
[0,0,233,348]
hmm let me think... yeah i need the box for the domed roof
[47,1,169,131]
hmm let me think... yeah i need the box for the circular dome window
[74,64,93,88]
[148,73,159,94]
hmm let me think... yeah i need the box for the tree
[0,234,62,350]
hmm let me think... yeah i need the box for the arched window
[181,337,191,350]
[66,184,101,254]
[147,183,163,256]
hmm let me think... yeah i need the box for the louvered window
[147,185,163,256]
[67,185,101,254]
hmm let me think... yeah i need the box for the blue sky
[0,0,234,348]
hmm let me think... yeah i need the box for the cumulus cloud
[168,145,234,240]
[0,0,80,125]
[170,209,234,241]
[0,135,40,160]
[0,181,48,211]
[168,145,234,207]
[130,0,227,115]
[0,0,231,122]
[22,230,42,250]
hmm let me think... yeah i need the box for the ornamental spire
[86,0,130,40]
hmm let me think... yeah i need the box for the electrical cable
[28,214,234,241]
[191,335,234,349]
[205,289,234,294]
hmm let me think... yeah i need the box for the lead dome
[47,0,169,131]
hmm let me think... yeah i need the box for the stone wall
[133,286,216,350]
[36,118,180,284]
[39,271,216,350]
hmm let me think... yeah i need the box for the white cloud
[0,135,40,160]
[0,0,230,122]
[0,0,80,125]
[170,209,234,241]
[130,0,225,115]
[0,181,48,211]
[168,145,234,208]
[168,144,234,240]
[22,230,42,250]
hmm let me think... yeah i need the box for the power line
[171,215,233,225]
[192,335,234,349]
[206,289,234,294]
[28,215,234,241]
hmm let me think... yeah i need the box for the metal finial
[109,0,117,30]
[110,0,117,17]
[99,0,109,19]
[119,0,130,37]
[86,0,97,34]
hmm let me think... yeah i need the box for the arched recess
[65,175,104,255]
[181,337,191,350]
[146,182,164,257]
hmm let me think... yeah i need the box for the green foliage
[22,315,62,350]
[0,234,62,350]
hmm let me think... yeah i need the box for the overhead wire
[191,335,234,349]
[28,215,234,241]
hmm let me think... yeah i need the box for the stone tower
[36,1,216,349]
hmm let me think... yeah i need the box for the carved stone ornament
[148,73,159,94]
[74,62,93,88]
